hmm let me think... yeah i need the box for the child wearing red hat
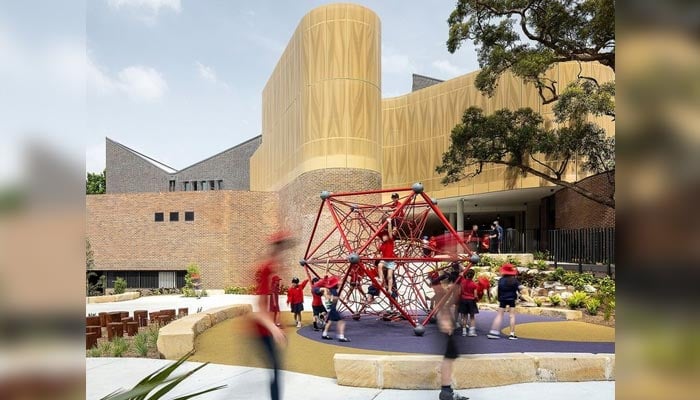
[310,277,327,331]
[321,276,350,342]
[487,263,524,340]
[286,277,308,328]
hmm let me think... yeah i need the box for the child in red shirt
[311,277,327,331]
[270,275,281,326]
[377,218,397,292]
[286,277,308,328]
[458,269,479,337]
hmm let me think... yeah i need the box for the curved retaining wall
[156,304,252,359]
[335,352,614,389]
[86,292,140,304]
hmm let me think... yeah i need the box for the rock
[517,267,529,274]
[543,282,557,289]
[520,302,537,307]
[554,285,567,291]
[560,291,573,300]
[583,284,597,293]
[534,288,549,297]
[539,270,555,275]
[527,269,539,275]
[520,287,531,297]
[566,285,576,292]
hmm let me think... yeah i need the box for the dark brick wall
[106,138,171,194]
[105,136,262,194]
[554,172,615,229]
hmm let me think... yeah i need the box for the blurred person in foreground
[250,231,294,400]
[435,265,470,400]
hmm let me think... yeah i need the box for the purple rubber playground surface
[297,311,615,354]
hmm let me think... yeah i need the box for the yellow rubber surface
[502,321,615,342]
[190,312,405,378]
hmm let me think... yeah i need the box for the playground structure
[300,183,479,335]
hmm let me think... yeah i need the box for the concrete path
[86,357,614,400]
[85,294,313,316]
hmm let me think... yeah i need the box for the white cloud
[88,57,168,102]
[107,0,181,25]
[382,52,416,74]
[196,61,217,83]
[195,61,230,90]
[431,59,468,77]
[107,0,181,14]
[118,66,168,101]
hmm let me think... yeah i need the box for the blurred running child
[321,276,351,342]
[270,275,281,326]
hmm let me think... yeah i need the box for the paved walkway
[86,358,614,400]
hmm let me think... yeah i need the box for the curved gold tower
[250,3,382,192]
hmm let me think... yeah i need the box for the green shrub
[561,272,596,291]
[585,298,601,315]
[506,255,522,268]
[534,298,543,307]
[225,286,248,294]
[147,325,159,348]
[87,345,102,357]
[549,294,562,306]
[550,267,566,282]
[603,299,615,321]
[111,336,129,357]
[532,259,548,271]
[97,340,112,357]
[113,277,127,294]
[134,333,149,357]
[596,276,616,298]
[181,287,196,297]
[533,250,551,261]
[567,291,588,309]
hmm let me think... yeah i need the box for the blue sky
[81,1,478,173]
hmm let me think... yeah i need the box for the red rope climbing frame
[300,183,478,331]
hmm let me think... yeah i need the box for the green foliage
[446,0,615,97]
[113,277,127,294]
[477,255,501,268]
[186,263,200,276]
[585,297,601,315]
[100,352,226,400]
[200,289,208,297]
[561,272,596,291]
[436,106,615,208]
[534,298,543,307]
[529,259,548,271]
[596,275,616,299]
[98,340,113,357]
[111,336,130,357]
[225,285,258,294]
[87,346,102,357]
[146,325,159,348]
[533,250,551,261]
[603,299,615,321]
[505,255,523,268]
[134,333,149,357]
[549,294,562,306]
[86,169,106,194]
[550,267,566,282]
[518,273,545,290]
[567,291,588,309]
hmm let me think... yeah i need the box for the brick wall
[554,172,615,229]
[86,190,279,288]
[277,168,382,280]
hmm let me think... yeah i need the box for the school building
[86,3,615,290]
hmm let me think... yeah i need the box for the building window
[169,179,176,192]
[193,181,198,191]
[185,211,195,221]
[217,180,223,190]
[169,212,179,222]
[209,180,215,190]
[183,181,189,191]
[154,212,164,222]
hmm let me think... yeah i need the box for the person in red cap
[250,230,293,400]
[286,276,309,328]
[320,275,350,342]
[487,263,524,340]
[310,277,328,331]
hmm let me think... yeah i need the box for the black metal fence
[478,227,615,268]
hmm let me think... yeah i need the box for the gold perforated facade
[251,3,615,203]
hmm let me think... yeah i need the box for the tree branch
[490,160,615,208]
